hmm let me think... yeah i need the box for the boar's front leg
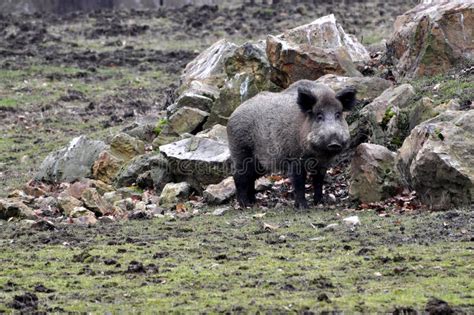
[289,163,308,209]
[311,168,327,204]
[233,157,258,207]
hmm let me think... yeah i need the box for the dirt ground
[0,1,473,313]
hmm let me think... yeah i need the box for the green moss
[381,106,396,130]
[154,118,168,136]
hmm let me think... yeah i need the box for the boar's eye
[335,112,342,120]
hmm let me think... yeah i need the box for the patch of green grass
[410,74,474,107]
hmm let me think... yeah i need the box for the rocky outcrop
[35,136,107,183]
[386,0,474,78]
[349,143,400,203]
[266,14,369,88]
[396,110,474,210]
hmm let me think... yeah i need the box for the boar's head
[297,84,356,156]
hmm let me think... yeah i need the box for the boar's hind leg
[289,166,308,209]
[311,168,326,204]
[234,156,259,207]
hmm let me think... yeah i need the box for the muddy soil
[0,207,473,312]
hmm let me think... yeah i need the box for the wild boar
[227,80,356,208]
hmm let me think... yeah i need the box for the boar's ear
[297,87,317,113]
[336,87,357,111]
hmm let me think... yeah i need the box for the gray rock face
[266,14,368,88]
[396,110,474,210]
[203,177,236,205]
[159,136,231,189]
[349,143,400,203]
[35,136,107,183]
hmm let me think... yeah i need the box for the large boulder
[35,136,107,183]
[386,0,474,78]
[180,39,237,90]
[204,41,281,128]
[266,14,369,88]
[396,110,474,210]
[159,136,231,190]
[349,143,400,203]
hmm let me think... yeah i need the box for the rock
[212,206,230,216]
[114,154,171,190]
[35,135,107,183]
[92,133,146,184]
[315,74,393,101]
[360,84,416,126]
[57,195,83,216]
[110,132,145,161]
[159,136,231,189]
[0,199,36,220]
[170,83,219,114]
[122,115,161,142]
[196,124,228,144]
[266,14,369,87]
[255,177,273,192]
[354,84,416,146]
[70,206,94,218]
[181,39,237,89]
[114,198,135,212]
[159,182,192,207]
[167,106,209,135]
[349,143,400,203]
[396,110,474,210]
[343,216,361,226]
[386,1,474,78]
[92,150,123,184]
[8,190,34,204]
[80,188,114,216]
[203,41,280,128]
[203,177,236,205]
[70,207,98,225]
